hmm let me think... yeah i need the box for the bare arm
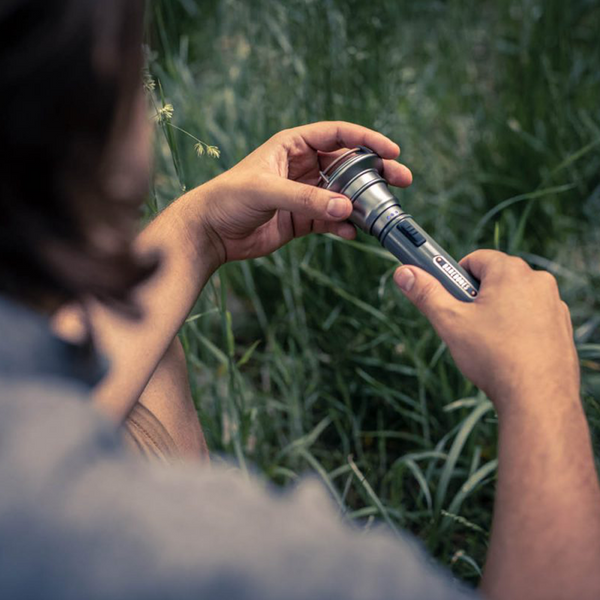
[393,250,600,600]
[482,384,600,600]
[84,122,410,422]
[89,192,219,421]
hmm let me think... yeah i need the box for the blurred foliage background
[145,0,600,583]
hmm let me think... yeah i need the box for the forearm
[481,387,600,600]
[90,186,219,421]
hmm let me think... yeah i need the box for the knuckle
[470,249,502,262]
[298,185,317,211]
[272,129,295,152]
[538,270,558,289]
[273,128,291,139]
[510,256,530,272]
[487,252,511,273]
[462,249,506,273]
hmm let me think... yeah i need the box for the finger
[290,213,313,238]
[261,176,352,221]
[317,150,411,188]
[459,249,514,281]
[317,148,352,169]
[309,219,356,239]
[293,121,400,158]
[311,219,331,235]
[382,160,412,188]
[393,265,463,328]
[330,221,357,240]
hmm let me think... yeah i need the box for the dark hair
[0,0,157,316]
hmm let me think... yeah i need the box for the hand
[189,121,412,265]
[393,250,580,415]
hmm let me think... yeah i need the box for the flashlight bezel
[317,146,383,195]
[317,146,401,234]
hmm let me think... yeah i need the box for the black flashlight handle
[379,214,480,302]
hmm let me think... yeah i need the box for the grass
[145,0,600,584]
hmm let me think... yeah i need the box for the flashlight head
[318,146,403,237]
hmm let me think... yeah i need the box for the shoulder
[0,377,122,481]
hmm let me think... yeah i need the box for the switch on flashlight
[397,220,426,247]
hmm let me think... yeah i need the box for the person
[1,1,599,599]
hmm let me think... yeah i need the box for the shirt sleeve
[0,380,481,600]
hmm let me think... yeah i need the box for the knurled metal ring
[317,145,374,187]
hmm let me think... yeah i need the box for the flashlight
[318,146,479,302]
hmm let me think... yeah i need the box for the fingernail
[327,197,350,218]
[395,268,415,292]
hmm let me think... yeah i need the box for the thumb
[259,176,353,221]
[393,265,460,325]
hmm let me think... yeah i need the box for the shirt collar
[0,295,107,390]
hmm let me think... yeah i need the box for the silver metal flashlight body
[318,147,480,302]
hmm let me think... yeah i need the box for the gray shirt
[0,296,479,599]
